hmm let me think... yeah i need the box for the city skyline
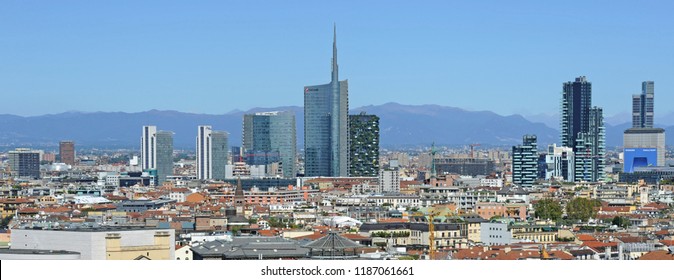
[2,1,674,118]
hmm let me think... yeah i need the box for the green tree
[534,198,563,221]
[611,216,631,228]
[0,216,13,228]
[566,197,600,222]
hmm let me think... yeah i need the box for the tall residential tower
[348,112,380,177]
[560,76,605,182]
[512,135,538,187]
[304,26,349,177]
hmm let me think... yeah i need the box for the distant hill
[2,103,662,151]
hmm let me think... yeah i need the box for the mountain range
[0,103,671,150]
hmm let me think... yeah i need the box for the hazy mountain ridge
[1,103,668,150]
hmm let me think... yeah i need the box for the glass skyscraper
[560,76,605,182]
[155,130,174,184]
[197,125,229,180]
[632,81,654,128]
[242,111,297,178]
[304,26,348,177]
[141,126,173,185]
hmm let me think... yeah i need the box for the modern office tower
[155,131,174,184]
[348,113,380,177]
[8,148,41,179]
[242,111,297,178]
[512,135,538,187]
[211,131,228,180]
[545,144,575,182]
[560,76,605,182]
[196,126,229,180]
[304,26,349,177]
[59,141,75,166]
[379,168,400,193]
[141,126,174,184]
[141,126,157,171]
[574,107,606,182]
[632,81,654,128]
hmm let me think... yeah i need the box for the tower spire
[331,23,338,83]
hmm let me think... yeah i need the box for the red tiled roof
[644,202,669,210]
[639,251,674,260]
[293,232,326,241]
[660,240,674,246]
[18,207,39,214]
[576,234,597,242]
[582,241,618,250]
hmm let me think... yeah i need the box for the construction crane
[428,211,438,260]
[469,143,481,158]
[412,210,439,260]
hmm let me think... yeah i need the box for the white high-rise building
[197,126,229,180]
[545,144,575,182]
[141,126,157,170]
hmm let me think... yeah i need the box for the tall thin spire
[331,23,338,83]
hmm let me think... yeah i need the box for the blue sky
[1,1,673,118]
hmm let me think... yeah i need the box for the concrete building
[349,112,380,177]
[242,111,297,178]
[10,227,175,260]
[0,249,81,260]
[8,148,40,179]
[623,128,666,172]
[480,222,512,246]
[304,26,349,177]
[379,168,400,193]
[59,141,75,166]
[512,135,538,187]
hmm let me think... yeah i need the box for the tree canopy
[566,197,601,222]
[534,198,562,221]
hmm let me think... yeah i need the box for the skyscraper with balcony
[242,111,297,178]
[632,81,654,128]
[512,135,538,187]
[560,76,605,182]
[304,26,349,177]
[348,112,379,177]
[196,126,229,180]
